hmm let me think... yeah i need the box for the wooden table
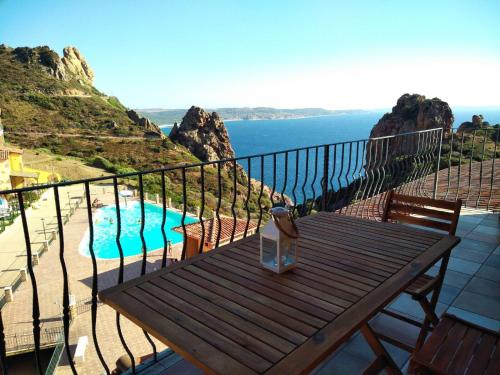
[99,212,460,375]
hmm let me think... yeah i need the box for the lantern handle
[272,211,300,239]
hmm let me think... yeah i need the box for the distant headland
[137,107,368,125]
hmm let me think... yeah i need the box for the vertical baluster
[321,145,329,212]
[405,132,421,196]
[244,158,252,237]
[346,141,360,215]
[198,166,205,254]
[139,174,160,369]
[334,144,345,211]
[180,168,188,258]
[444,130,454,200]
[256,156,265,230]
[339,143,352,214]
[351,140,366,216]
[112,178,136,373]
[375,138,390,215]
[54,187,77,374]
[487,127,498,211]
[328,145,337,210]
[292,151,300,216]
[230,161,238,242]
[300,148,310,216]
[455,132,465,202]
[476,129,487,208]
[308,147,318,215]
[215,162,223,247]
[416,131,430,196]
[465,130,476,206]
[364,139,379,219]
[18,192,42,374]
[160,171,168,268]
[270,153,277,206]
[358,140,373,219]
[281,152,288,204]
[0,307,8,374]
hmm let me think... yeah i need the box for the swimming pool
[79,201,198,259]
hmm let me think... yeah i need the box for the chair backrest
[382,190,462,235]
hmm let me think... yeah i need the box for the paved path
[0,185,85,303]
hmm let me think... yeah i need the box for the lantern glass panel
[261,237,278,269]
[280,237,297,267]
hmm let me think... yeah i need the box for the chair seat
[405,274,434,296]
[411,314,500,375]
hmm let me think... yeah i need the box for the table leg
[361,323,403,375]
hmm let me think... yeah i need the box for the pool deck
[1,185,189,374]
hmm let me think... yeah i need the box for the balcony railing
[0,126,497,374]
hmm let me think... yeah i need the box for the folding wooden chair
[376,190,462,353]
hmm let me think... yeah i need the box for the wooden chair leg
[361,324,403,375]
[415,297,439,326]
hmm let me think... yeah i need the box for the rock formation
[12,45,93,84]
[169,106,236,162]
[368,94,454,158]
[61,46,94,84]
[126,110,164,138]
[370,94,454,138]
[457,114,486,132]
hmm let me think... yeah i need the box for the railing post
[432,128,444,199]
[322,145,329,211]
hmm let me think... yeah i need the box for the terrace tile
[476,264,500,283]
[450,247,490,263]
[484,254,500,268]
[452,290,500,320]
[446,306,500,332]
[446,257,481,275]
[464,276,500,299]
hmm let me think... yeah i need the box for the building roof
[0,145,23,154]
[9,170,39,178]
[173,215,258,244]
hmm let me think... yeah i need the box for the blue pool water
[79,201,198,259]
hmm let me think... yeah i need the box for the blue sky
[1,0,499,109]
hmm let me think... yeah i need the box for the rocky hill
[370,93,454,138]
[170,106,236,162]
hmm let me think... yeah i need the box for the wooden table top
[99,212,460,375]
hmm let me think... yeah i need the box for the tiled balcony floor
[140,209,500,375]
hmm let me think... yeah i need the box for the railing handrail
[0,128,443,196]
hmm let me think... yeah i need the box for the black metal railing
[0,127,497,374]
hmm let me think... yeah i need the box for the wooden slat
[103,289,257,375]
[126,287,272,373]
[212,252,352,309]
[202,257,339,319]
[164,273,306,352]
[391,193,458,210]
[466,335,497,375]
[188,263,327,328]
[311,214,438,248]
[172,269,313,340]
[149,276,295,355]
[390,202,453,221]
[300,221,425,255]
[387,212,451,233]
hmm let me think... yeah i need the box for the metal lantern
[260,206,299,273]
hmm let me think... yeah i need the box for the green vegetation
[0,44,273,219]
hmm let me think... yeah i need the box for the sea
[162,108,500,200]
